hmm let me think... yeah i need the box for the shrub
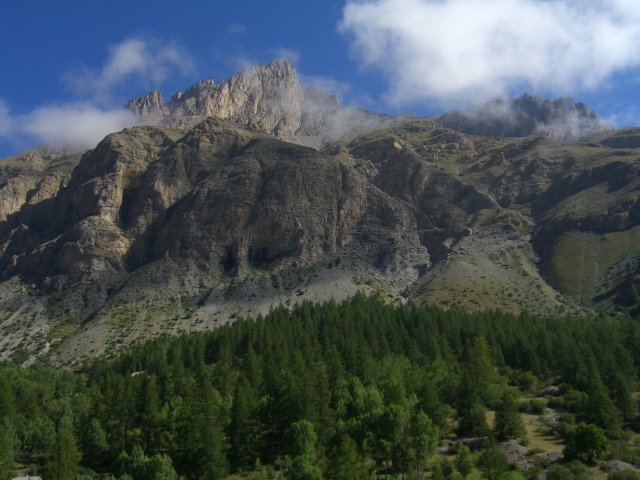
[608,470,640,480]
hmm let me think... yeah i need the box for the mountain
[437,94,612,140]
[1,60,639,365]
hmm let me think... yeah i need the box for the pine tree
[0,419,16,480]
[326,434,368,480]
[477,442,509,480]
[585,375,621,432]
[140,374,162,452]
[454,444,474,478]
[198,383,228,479]
[409,410,439,478]
[493,390,526,441]
[47,416,81,480]
[82,418,109,467]
[286,420,322,480]
[229,376,262,470]
[456,401,489,438]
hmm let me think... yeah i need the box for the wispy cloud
[1,36,194,152]
[267,47,301,65]
[300,75,351,99]
[340,0,640,107]
[64,37,194,103]
[226,22,247,34]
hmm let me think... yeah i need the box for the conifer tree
[454,444,474,478]
[326,434,368,480]
[82,418,109,468]
[493,390,526,441]
[477,441,509,480]
[47,416,81,480]
[585,375,621,432]
[409,410,439,477]
[229,376,262,470]
[0,419,16,480]
[286,420,322,480]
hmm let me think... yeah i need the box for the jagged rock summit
[437,94,612,140]
[128,62,613,147]
[126,60,376,146]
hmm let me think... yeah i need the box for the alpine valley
[1,60,639,365]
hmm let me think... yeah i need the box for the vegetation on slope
[0,295,639,479]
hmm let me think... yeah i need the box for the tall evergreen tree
[585,375,621,432]
[229,376,262,470]
[493,390,526,441]
[0,419,16,480]
[81,418,109,468]
[47,416,81,480]
[326,434,368,480]
[477,442,509,480]
[454,444,474,478]
[286,420,322,480]
[409,410,439,477]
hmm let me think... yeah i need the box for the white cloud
[0,100,12,137]
[65,37,194,102]
[21,104,138,150]
[339,0,640,106]
[0,36,195,153]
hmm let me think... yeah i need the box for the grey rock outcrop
[601,461,640,473]
[0,147,78,221]
[126,89,168,124]
[499,440,529,464]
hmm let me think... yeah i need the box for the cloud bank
[340,0,640,106]
[21,104,138,150]
[1,37,193,152]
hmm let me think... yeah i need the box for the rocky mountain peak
[127,60,305,136]
[125,60,392,147]
[126,88,167,123]
[437,94,612,140]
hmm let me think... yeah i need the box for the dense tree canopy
[0,294,638,479]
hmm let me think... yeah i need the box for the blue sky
[2,0,640,156]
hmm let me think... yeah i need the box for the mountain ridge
[0,60,638,365]
[437,94,612,140]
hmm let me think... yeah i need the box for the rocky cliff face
[1,61,639,364]
[0,120,430,362]
[0,147,79,221]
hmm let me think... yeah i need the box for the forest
[0,294,639,480]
